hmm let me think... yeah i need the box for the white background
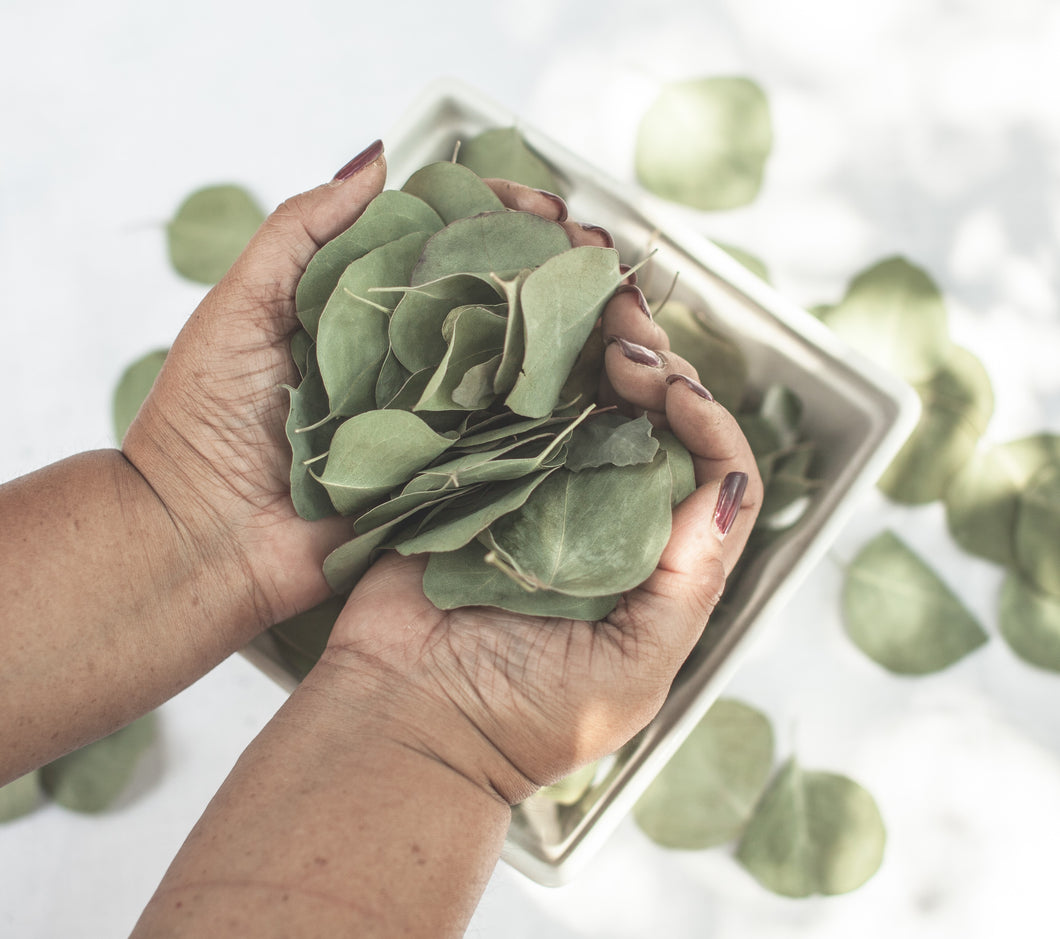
[2,0,1060,935]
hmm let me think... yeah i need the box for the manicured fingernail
[613,337,663,367]
[666,373,714,401]
[714,471,748,536]
[579,223,615,248]
[615,284,652,318]
[619,263,638,285]
[334,139,384,180]
[535,189,568,221]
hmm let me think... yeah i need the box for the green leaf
[737,758,886,897]
[414,305,508,412]
[315,410,454,515]
[317,230,432,417]
[40,714,157,813]
[271,593,346,679]
[506,246,623,418]
[486,452,673,597]
[401,160,506,223]
[112,349,166,443]
[422,542,620,619]
[652,301,748,410]
[0,771,41,823]
[878,345,994,504]
[842,530,988,674]
[999,571,1060,672]
[634,698,774,849]
[410,211,571,287]
[820,256,951,384]
[635,77,772,211]
[565,413,660,472]
[166,184,265,285]
[456,126,563,194]
[655,429,696,505]
[285,359,340,521]
[296,189,443,337]
[944,434,1060,566]
[1013,463,1060,596]
[538,762,598,806]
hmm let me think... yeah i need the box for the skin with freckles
[0,144,761,938]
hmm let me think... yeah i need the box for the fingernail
[334,139,384,180]
[619,263,638,285]
[615,284,652,318]
[714,471,748,536]
[579,223,615,248]
[666,373,714,401]
[613,337,663,367]
[535,189,568,222]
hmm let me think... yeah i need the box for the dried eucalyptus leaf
[375,349,412,409]
[736,758,886,898]
[415,305,508,412]
[878,345,994,505]
[944,434,1060,566]
[506,246,623,418]
[411,211,571,287]
[112,349,167,442]
[0,771,41,823]
[634,698,774,849]
[291,329,314,379]
[423,542,620,619]
[820,256,951,384]
[1013,463,1060,596]
[488,452,673,597]
[652,301,747,410]
[759,445,816,519]
[842,530,988,674]
[492,270,530,396]
[410,432,565,493]
[271,593,347,679]
[655,429,696,505]
[315,410,454,515]
[167,185,265,285]
[285,360,340,521]
[317,230,432,416]
[452,353,503,410]
[401,160,506,223]
[999,571,1060,672]
[457,126,563,194]
[635,77,772,211]
[565,413,659,472]
[41,714,157,813]
[759,385,803,449]
[296,190,443,337]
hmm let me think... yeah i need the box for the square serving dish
[242,78,919,885]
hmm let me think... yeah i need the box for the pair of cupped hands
[124,142,761,805]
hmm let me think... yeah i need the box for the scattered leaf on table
[999,571,1060,672]
[40,713,157,813]
[1012,463,1060,596]
[878,345,994,505]
[0,771,41,823]
[842,530,988,674]
[737,757,886,897]
[820,256,951,384]
[166,184,265,285]
[635,77,772,211]
[944,433,1060,566]
[634,698,774,849]
[456,126,563,195]
[112,349,167,442]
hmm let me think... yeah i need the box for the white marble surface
[2,1,1059,935]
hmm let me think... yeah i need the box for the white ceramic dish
[242,78,919,885]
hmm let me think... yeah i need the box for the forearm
[131,661,511,938]
[0,450,266,782]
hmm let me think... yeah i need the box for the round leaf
[820,256,951,383]
[944,434,1060,566]
[999,571,1060,672]
[456,126,563,195]
[737,758,886,897]
[166,184,265,285]
[112,349,166,443]
[401,160,506,224]
[634,698,774,849]
[842,530,988,674]
[635,77,772,211]
[1013,463,1060,596]
[877,345,994,505]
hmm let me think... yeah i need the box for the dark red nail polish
[579,223,615,248]
[714,471,748,536]
[666,373,714,401]
[535,189,568,221]
[334,139,384,180]
[613,337,663,367]
[615,283,652,318]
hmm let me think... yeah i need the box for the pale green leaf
[167,185,265,285]
[565,413,660,472]
[999,571,1060,672]
[112,349,166,443]
[456,126,563,194]
[1013,464,1060,597]
[0,771,41,823]
[401,160,506,223]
